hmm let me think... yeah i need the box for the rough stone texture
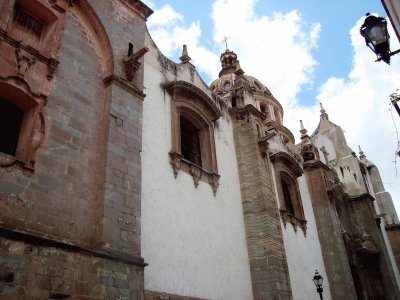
[0,236,144,300]
[348,196,400,300]
[303,161,358,300]
[144,291,205,300]
[230,106,292,300]
[0,0,151,299]
[386,225,400,271]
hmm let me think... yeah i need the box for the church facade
[0,1,399,299]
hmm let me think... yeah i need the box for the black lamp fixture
[313,270,324,300]
[360,13,400,64]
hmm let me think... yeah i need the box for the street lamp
[360,13,400,64]
[313,270,324,300]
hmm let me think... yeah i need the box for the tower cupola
[219,49,239,77]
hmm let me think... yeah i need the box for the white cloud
[147,2,400,214]
[148,4,183,27]
[305,17,400,213]
[210,0,320,106]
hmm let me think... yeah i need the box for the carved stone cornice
[169,151,182,178]
[169,151,220,196]
[119,0,154,20]
[165,80,222,121]
[103,75,146,99]
[258,137,270,158]
[270,151,303,177]
[265,120,295,144]
[385,223,400,231]
[303,159,330,171]
[346,192,375,204]
[228,104,266,122]
[208,173,220,196]
[189,164,202,188]
[0,30,60,80]
[280,210,307,235]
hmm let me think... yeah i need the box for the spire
[320,102,326,115]
[299,120,320,162]
[319,102,329,123]
[299,120,307,138]
[358,145,367,161]
[358,145,366,159]
[179,44,191,63]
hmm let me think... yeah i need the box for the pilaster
[229,105,292,299]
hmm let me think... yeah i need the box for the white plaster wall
[141,34,253,300]
[271,166,332,300]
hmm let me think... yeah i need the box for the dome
[209,49,273,97]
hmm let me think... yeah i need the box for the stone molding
[0,227,147,267]
[0,30,60,80]
[385,223,400,231]
[169,151,220,196]
[103,74,146,99]
[228,104,266,122]
[280,209,307,234]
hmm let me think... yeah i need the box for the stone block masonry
[0,232,144,299]
[230,106,292,299]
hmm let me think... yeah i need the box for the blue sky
[143,0,400,214]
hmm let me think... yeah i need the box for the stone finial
[358,145,366,159]
[179,44,191,63]
[299,120,307,138]
[320,102,326,114]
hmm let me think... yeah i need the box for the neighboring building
[382,0,400,41]
[0,1,400,299]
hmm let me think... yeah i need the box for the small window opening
[180,116,202,167]
[282,180,295,215]
[12,6,43,48]
[231,95,237,107]
[128,42,133,57]
[0,99,24,156]
[260,103,267,115]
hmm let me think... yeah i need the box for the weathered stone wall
[230,105,292,299]
[303,161,358,300]
[0,234,144,299]
[386,225,400,271]
[0,0,151,299]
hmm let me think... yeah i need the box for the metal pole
[391,99,400,117]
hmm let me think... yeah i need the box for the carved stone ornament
[258,137,270,158]
[15,46,37,77]
[280,209,307,235]
[123,47,149,82]
[208,173,220,196]
[190,164,202,188]
[169,151,182,178]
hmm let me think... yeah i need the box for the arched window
[167,81,222,195]
[281,178,295,215]
[271,151,307,233]
[180,116,202,167]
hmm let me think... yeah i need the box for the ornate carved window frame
[0,80,46,171]
[271,151,307,234]
[166,81,222,195]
